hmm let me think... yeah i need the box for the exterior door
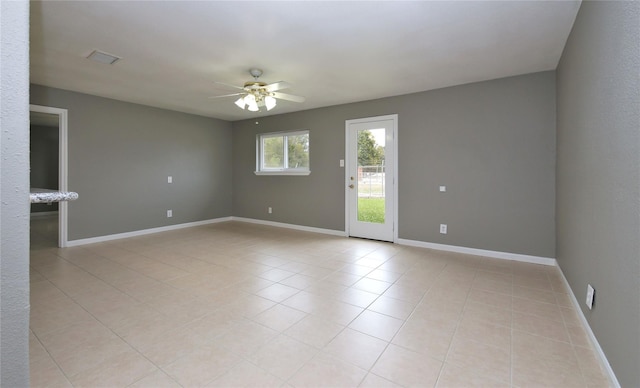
[346,115,396,242]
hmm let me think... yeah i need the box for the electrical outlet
[439,186,446,192]
[268,207,272,214]
[167,176,172,183]
[167,210,172,218]
[586,284,595,309]
[439,224,447,234]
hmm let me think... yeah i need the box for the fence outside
[358,165,385,198]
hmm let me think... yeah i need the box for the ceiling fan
[210,68,305,112]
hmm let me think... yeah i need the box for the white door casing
[345,114,397,242]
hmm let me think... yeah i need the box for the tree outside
[357,130,384,166]
[263,133,309,169]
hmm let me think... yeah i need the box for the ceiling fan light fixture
[234,97,246,109]
[244,94,259,111]
[265,96,276,111]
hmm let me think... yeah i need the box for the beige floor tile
[372,344,442,387]
[367,295,417,320]
[391,316,454,361]
[207,360,284,387]
[252,303,307,332]
[466,288,513,310]
[471,276,513,295]
[284,314,345,348]
[359,373,403,387]
[382,283,426,305]
[37,318,117,357]
[512,331,585,387]
[224,294,277,318]
[30,348,73,388]
[29,220,611,388]
[512,311,571,343]
[323,328,388,370]
[255,283,301,303]
[164,343,241,387]
[513,284,558,304]
[248,334,318,380]
[138,323,212,366]
[215,319,279,357]
[259,267,297,282]
[52,336,133,378]
[337,287,380,308]
[313,300,364,326]
[353,277,393,294]
[289,352,368,387]
[279,273,317,290]
[348,310,404,341]
[68,349,156,388]
[512,296,564,322]
[341,264,375,277]
[566,323,591,348]
[129,369,182,387]
[436,362,510,388]
[461,300,512,328]
[454,314,511,351]
[574,345,611,386]
[323,271,362,287]
[365,268,403,283]
[445,337,511,384]
[300,266,336,279]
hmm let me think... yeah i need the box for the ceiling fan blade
[213,81,246,91]
[264,81,291,92]
[208,92,244,99]
[272,92,306,103]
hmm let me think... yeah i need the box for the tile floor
[29,216,611,387]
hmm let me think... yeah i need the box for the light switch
[340,159,345,167]
[168,176,173,184]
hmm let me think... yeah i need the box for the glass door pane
[356,128,385,223]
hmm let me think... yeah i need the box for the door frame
[344,114,398,243]
[30,104,69,247]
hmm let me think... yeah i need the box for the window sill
[254,171,311,176]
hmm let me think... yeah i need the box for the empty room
[1,1,638,387]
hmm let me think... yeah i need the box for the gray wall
[556,1,640,386]
[30,124,59,212]
[30,85,234,241]
[233,71,556,258]
[0,0,31,386]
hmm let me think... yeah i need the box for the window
[256,130,310,175]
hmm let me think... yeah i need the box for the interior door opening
[29,105,69,248]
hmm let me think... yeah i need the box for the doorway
[345,114,397,242]
[29,105,69,247]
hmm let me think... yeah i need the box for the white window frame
[255,130,310,176]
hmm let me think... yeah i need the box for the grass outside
[357,197,385,223]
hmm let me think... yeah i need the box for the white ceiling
[30,1,581,122]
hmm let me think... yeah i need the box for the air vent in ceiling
[86,50,121,65]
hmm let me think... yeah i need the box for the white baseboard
[556,266,621,387]
[396,238,557,266]
[66,217,233,247]
[231,217,347,237]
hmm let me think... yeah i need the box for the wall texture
[0,0,31,385]
[233,71,556,258]
[556,1,640,386]
[30,124,59,212]
[30,85,234,241]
